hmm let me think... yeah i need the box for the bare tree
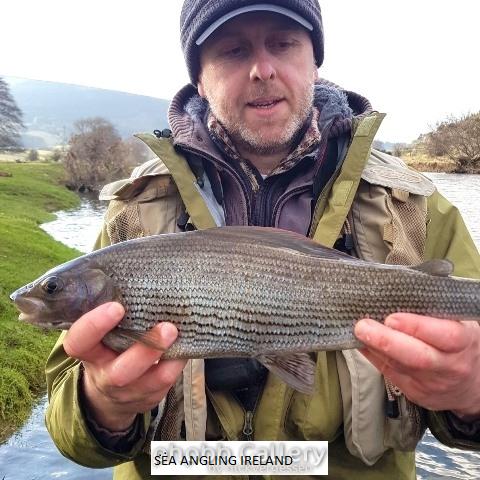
[27,149,39,161]
[0,77,24,148]
[64,117,129,190]
[426,112,480,172]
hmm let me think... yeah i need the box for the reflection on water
[425,174,480,246]
[1,176,480,479]
[0,399,111,480]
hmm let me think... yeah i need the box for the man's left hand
[355,313,480,420]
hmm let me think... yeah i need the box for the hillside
[5,77,171,148]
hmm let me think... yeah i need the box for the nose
[249,50,276,82]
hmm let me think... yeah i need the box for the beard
[206,82,315,156]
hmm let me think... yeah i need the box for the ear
[313,63,319,81]
[197,77,206,98]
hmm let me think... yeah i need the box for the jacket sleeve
[424,190,480,449]
[45,224,152,467]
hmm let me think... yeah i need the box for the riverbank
[0,162,80,441]
[401,152,457,173]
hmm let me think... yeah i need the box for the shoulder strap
[311,113,385,247]
[135,133,217,230]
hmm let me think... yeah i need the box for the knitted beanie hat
[180,0,324,84]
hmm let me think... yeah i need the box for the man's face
[198,12,318,156]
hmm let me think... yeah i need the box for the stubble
[206,82,315,156]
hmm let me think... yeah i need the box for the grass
[0,161,80,441]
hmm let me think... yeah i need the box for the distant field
[0,150,57,163]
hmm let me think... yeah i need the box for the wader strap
[135,134,217,230]
[312,113,386,248]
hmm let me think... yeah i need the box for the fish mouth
[11,295,45,315]
[18,312,69,329]
[10,292,47,325]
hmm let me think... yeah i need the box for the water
[1,175,480,479]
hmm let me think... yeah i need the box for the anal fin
[257,353,315,395]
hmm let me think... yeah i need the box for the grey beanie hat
[180,0,324,85]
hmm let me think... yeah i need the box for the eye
[41,276,64,295]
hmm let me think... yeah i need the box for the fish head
[10,257,116,329]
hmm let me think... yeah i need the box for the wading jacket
[45,82,480,480]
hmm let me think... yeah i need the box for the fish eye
[41,276,64,295]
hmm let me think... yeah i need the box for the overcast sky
[1,0,479,142]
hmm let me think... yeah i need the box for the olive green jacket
[45,113,480,479]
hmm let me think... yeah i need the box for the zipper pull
[343,218,354,251]
[243,411,254,440]
[385,379,402,419]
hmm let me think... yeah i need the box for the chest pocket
[349,151,436,265]
[101,174,184,244]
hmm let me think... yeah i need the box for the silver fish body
[10,226,480,392]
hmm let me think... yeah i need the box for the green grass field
[0,162,80,441]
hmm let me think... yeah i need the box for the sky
[1,0,479,143]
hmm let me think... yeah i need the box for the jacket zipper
[385,378,402,418]
[272,185,311,227]
[251,180,271,226]
[235,389,262,441]
[242,410,254,440]
[176,143,252,222]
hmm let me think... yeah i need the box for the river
[0,173,479,479]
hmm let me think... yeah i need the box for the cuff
[427,410,480,450]
[78,363,147,454]
[444,411,480,441]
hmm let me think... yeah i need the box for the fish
[10,226,480,394]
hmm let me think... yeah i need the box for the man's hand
[63,302,187,431]
[354,313,480,420]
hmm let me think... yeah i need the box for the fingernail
[385,315,399,329]
[160,322,178,345]
[355,320,372,342]
[106,302,124,319]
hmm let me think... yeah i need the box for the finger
[109,322,179,387]
[64,302,125,362]
[355,318,441,371]
[358,346,409,375]
[119,358,188,400]
[359,348,415,394]
[143,359,188,393]
[384,313,471,353]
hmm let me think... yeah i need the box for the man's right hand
[63,302,187,432]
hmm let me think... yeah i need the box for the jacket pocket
[284,352,343,441]
[103,175,183,244]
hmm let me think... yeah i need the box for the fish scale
[94,232,476,357]
[10,226,480,393]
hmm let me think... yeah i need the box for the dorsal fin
[198,226,364,262]
[411,259,453,277]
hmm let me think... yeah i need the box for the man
[45,1,480,479]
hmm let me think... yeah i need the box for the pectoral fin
[258,353,315,395]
